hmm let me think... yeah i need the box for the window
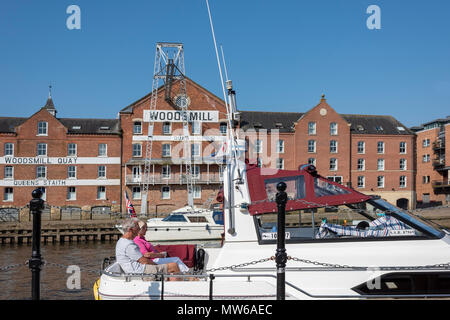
[423,154,430,162]
[98,144,107,157]
[330,122,338,135]
[163,122,171,134]
[423,139,430,147]
[256,158,262,168]
[162,144,171,157]
[329,158,337,171]
[37,187,46,201]
[37,121,48,135]
[4,188,13,201]
[193,185,201,199]
[377,159,385,171]
[191,143,201,157]
[308,158,316,166]
[357,159,365,171]
[277,140,284,153]
[192,165,200,179]
[276,158,284,170]
[308,122,316,135]
[377,176,385,188]
[98,166,106,178]
[68,166,76,179]
[327,176,343,184]
[133,121,142,134]
[36,166,46,179]
[68,143,77,157]
[330,140,338,153]
[219,166,225,180]
[357,141,365,154]
[255,140,262,154]
[220,123,227,135]
[37,143,47,156]
[97,186,106,200]
[400,176,407,188]
[192,121,201,135]
[162,186,170,199]
[377,141,384,154]
[162,165,171,179]
[308,140,316,153]
[4,143,13,156]
[67,187,76,200]
[423,176,430,184]
[400,159,407,170]
[132,144,142,157]
[4,166,13,179]
[132,186,141,200]
[357,176,365,188]
[400,142,407,154]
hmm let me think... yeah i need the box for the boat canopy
[246,164,371,215]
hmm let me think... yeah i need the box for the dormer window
[38,121,48,136]
[357,125,365,131]
[375,125,384,131]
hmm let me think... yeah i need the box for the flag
[125,191,137,217]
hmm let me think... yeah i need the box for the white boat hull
[144,224,223,241]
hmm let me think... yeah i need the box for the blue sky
[0,0,449,127]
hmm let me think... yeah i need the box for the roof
[239,111,415,135]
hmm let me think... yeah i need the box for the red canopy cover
[246,164,371,215]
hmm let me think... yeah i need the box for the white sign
[143,110,219,123]
[0,179,120,187]
[0,157,120,165]
[261,232,291,240]
[132,135,227,142]
[388,229,416,236]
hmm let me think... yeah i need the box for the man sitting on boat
[134,220,190,273]
[115,217,180,280]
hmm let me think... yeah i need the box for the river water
[0,241,116,300]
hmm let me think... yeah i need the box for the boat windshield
[161,214,188,222]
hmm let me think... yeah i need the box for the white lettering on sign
[388,229,416,236]
[132,135,227,142]
[0,157,120,165]
[143,110,219,123]
[0,179,120,187]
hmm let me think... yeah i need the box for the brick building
[412,116,450,205]
[0,94,122,217]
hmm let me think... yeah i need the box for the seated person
[134,220,190,273]
[115,217,180,280]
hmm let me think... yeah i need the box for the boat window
[161,214,188,222]
[264,175,305,202]
[254,200,439,243]
[187,216,208,223]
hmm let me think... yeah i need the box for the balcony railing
[432,139,445,151]
[432,180,450,189]
[432,157,446,169]
[125,173,223,185]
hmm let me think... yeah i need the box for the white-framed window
[4,143,13,156]
[422,139,430,147]
[330,122,338,135]
[68,166,76,179]
[68,143,77,157]
[132,186,141,200]
[276,158,284,170]
[4,187,13,201]
[161,186,170,199]
[256,158,262,168]
[97,186,106,200]
[162,144,171,157]
[308,140,316,153]
[37,143,47,156]
[400,176,407,188]
[377,159,385,171]
[193,185,201,199]
[400,159,407,170]
[133,121,142,134]
[191,143,201,158]
[377,176,385,188]
[357,141,365,154]
[277,140,284,153]
[98,165,106,178]
[67,187,76,200]
[329,158,338,171]
[132,144,142,157]
[192,165,200,179]
[255,140,262,154]
[162,122,171,134]
[37,121,48,136]
[327,176,343,184]
[423,176,430,184]
[98,144,107,157]
[308,158,316,166]
[308,122,316,135]
[37,187,46,201]
[162,165,171,179]
[423,154,430,162]
[377,141,384,154]
[357,176,365,188]
[219,165,225,181]
[192,121,201,135]
[400,142,407,154]
[4,166,13,179]
[36,166,46,179]
[219,123,227,135]
[330,140,338,153]
[357,159,365,171]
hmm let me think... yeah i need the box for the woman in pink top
[134,220,190,273]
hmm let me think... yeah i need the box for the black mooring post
[275,182,288,300]
[28,188,44,300]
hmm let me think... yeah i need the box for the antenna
[220,45,229,82]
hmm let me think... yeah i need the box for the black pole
[275,182,288,300]
[28,188,44,300]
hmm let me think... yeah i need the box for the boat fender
[194,248,206,272]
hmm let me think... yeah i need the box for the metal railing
[125,173,223,185]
